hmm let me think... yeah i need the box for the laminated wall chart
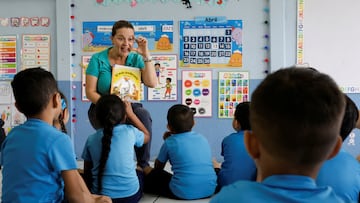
[179,17,243,68]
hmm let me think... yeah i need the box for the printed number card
[83,21,173,53]
[148,54,177,101]
[81,55,91,101]
[218,71,249,118]
[179,17,243,68]
[182,70,212,117]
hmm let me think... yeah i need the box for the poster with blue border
[179,18,243,68]
[82,21,173,52]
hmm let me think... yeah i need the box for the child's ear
[244,130,260,160]
[52,92,61,110]
[326,135,342,160]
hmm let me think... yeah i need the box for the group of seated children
[1,66,360,203]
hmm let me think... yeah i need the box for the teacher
[85,20,157,168]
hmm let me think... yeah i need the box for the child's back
[211,67,348,203]
[2,119,75,202]
[1,67,111,203]
[217,102,256,187]
[158,130,216,199]
[317,95,360,202]
[144,104,216,200]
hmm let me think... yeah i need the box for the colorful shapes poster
[218,71,249,118]
[182,70,212,117]
[148,54,177,101]
[22,34,51,70]
[82,21,173,52]
[0,35,17,79]
[179,18,243,68]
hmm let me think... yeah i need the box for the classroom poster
[182,70,212,117]
[81,55,91,102]
[0,80,12,104]
[218,71,249,118]
[82,21,173,52]
[0,35,17,79]
[147,54,177,101]
[179,18,243,68]
[22,34,51,70]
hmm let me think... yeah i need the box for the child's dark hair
[11,67,58,117]
[58,91,68,134]
[95,94,126,193]
[250,67,345,166]
[167,104,194,133]
[234,102,251,130]
[112,20,134,37]
[166,77,171,82]
[154,62,160,66]
[340,95,359,140]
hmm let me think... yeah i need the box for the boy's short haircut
[234,102,251,130]
[11,67,58,117]
[167,104,194,133]
[166,77,171,82]
[250,67,345,166]
[340,95,359,140]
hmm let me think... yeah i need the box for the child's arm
[154,159,166,170]
[124,101,150,144]
[62,169,112,203]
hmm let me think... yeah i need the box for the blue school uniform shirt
[82,124,144,198]
[157,131,217,199]
[218,131,257,187]
[317,149,360,202]
[86,47,144,96]
[1,119,77,203]
[210,175,348,203]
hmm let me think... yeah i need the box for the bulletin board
[298,0,360,93]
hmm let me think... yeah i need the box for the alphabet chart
[182,70,212,117]
[179,18,243,68]
[218,71,249,118]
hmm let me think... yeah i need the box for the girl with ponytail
[82,94,150,203]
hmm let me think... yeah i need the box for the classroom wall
[0,0,300,161]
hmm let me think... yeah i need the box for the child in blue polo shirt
[1,67,111,203]
[144,104,217,200]
[213,101,256,191]
[317,95,360,202]
[211,67,348,203]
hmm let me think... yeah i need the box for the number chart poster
[148,54,177,101]
[218,71,249,118]
[22,34,51,70]
[179,18,243,68]
[82,21,173,52]
[0,35,17,79]
[182,70,212,117]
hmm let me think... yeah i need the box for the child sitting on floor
[211,67,347,202]
[144,104,217,200]
[1,67,111,203]
[213,101,256,191]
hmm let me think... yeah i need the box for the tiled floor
[0,161,211,202]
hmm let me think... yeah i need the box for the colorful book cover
[110,65,141,101]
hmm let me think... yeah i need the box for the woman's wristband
[143,56,152,62]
